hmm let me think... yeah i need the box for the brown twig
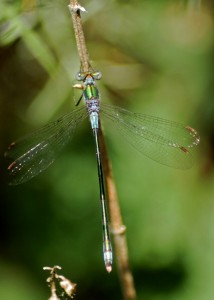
[43,266,77,299]
[99,130,136,300]
[68,1,136,299]
[68,0,90,72]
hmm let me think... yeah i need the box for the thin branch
[68,1,136,299]
[99,129,137,300]
[68,1,90,71]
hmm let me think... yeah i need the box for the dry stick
[68,0,90,72]
[99,132,136,300]
[69,1,136,299]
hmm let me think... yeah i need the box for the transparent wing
[5,106,88,185]
[101,103,200,169]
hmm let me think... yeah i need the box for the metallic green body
[84,83,99,100]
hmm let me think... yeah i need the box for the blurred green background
[0,0,214,299]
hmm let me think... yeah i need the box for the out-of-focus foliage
[0,0,214,299]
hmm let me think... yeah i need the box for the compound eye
[76,72,85,81]
[92,71,102,80]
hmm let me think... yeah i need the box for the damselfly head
[76,71,102,81]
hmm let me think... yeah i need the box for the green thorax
[84,83,99,100]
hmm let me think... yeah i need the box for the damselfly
[5,70,200,272]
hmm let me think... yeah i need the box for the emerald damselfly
[5,70,200,272]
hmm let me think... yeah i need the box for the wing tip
[185,126,200,146]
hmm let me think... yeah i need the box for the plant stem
[68,1,136,299]
[68,0,90,72]
[99,128,136,300]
